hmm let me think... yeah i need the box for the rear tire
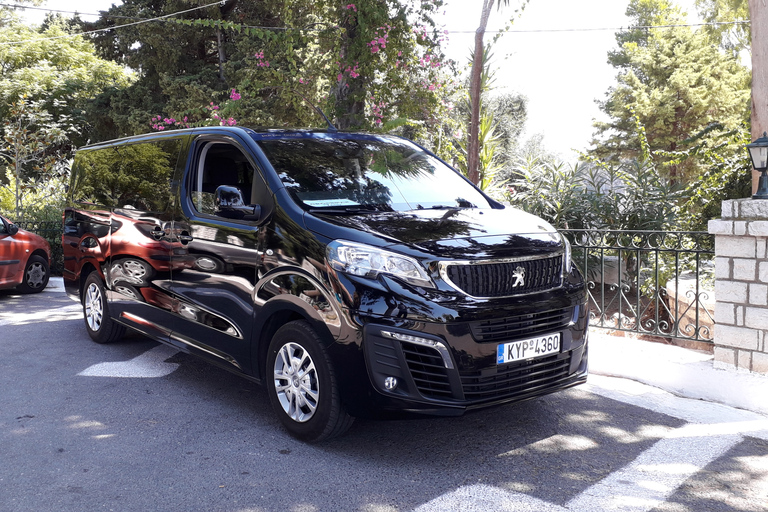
[83,272,125,344]
[266,320,353,442]
[16,255,49,293]
[111,258,154,286]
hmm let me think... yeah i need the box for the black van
[63,127,588,441]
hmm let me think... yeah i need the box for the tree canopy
[591,0,750,183]
[695,0,750,53]
[0,13,134,148]
[81,0,455,146]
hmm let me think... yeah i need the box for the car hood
[308,207,563,260]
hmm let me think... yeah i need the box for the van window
[189,142,256,217]
[70,140,181,211]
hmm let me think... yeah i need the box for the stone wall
[708,198,768,374]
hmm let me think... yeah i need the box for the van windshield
[255,136,491,212]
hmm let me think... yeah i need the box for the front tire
[83,272,125,344]
[16,254,49,293]
[266,320,353,442]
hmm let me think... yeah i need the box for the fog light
[384,376,398,391]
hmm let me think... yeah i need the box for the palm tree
[467,0,512,185]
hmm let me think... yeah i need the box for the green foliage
[83,0,454,144]
[485,93,527,172]
[695,0,750,53]
[676,124,752,231]
[0,97,66,219]
[509,154,686,232]
[0,15,134,147]
[0,169,67,223]
[71,140,179,210]
[449,43,525,196]
[508,157,594,229]
[592,0,750,183]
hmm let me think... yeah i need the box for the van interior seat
[202,155,251,204]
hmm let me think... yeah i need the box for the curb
[589,330,768,416]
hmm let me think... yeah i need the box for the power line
[0,1,751,44]
[0,0,225,45]
[447,20,750,34]
[0,2,119,18]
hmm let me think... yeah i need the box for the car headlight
[327,240,434,288]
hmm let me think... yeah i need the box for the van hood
[307,207,563,260]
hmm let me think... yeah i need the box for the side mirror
[215,185,261,221]
[2,217,19,236]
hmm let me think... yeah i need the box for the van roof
[80,126,390,150]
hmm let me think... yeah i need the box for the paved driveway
[1,286,766,512]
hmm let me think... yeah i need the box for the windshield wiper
[306,205,384,215]
[417,204,475,210]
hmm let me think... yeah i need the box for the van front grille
[470,308,573,343]
[460,353,571,403]
[443,255,563,298]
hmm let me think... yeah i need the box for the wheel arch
[250,297,338,382]
[27,248,50,264]
[78,262,101,300]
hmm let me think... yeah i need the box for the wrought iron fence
[561,229,715,343]
[15,220,64,275]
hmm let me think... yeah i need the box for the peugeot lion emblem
[512,266,525,288]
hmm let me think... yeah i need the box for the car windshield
[255,136,491,212]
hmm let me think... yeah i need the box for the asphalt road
[1,285,767,512]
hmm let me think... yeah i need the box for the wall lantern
[747,132,768,199]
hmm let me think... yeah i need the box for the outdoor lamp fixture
[747,132,768,199]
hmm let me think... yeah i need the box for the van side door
[169,134,273,373]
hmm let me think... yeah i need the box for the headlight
[327,240,434,288]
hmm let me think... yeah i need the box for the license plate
[497,333,561,364]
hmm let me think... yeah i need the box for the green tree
[0,97,65,219]
[84,0,454,143]
[591,0,750,183]
[675,123,752,231]
[695,0,750,53]
[71,141,178,210]
[466,0,528,185]
[82,0,243,139]
[450,44,527,197]
[0,14,134,150]
[486,92,527,170]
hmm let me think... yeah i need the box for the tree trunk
[751,0,767,193]
[14,140,21,220]
[468,0,494,185]
[216,27,226,82]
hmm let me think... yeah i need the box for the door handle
[150,228,166,240]
[179,234,194,244]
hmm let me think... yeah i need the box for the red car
[0,215,51,293]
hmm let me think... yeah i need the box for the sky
[437,0,700,159]
[17,0,700,159]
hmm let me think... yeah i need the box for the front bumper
[353,302,589,417]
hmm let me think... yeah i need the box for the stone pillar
[708,199,768,374]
